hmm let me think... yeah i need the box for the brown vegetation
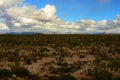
[0,34,120,80]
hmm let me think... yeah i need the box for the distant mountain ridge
[4,31,119,34]
[5,32,42,34]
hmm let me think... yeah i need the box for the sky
[25,0,120,22]
[0,0,120,34]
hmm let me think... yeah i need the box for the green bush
[12,67,30,78]
[29,74,41,80]
[0,69,12,78]
[60,74,76,80]
[24,56,32,65]
[109,59,120,69]
[88,68,112,80]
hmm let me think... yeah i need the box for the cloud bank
[0,0,120,34]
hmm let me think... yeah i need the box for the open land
[0,34,120,80]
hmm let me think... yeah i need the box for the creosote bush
[60,74,76,80]
[88,67,112,80]
[0,69,12,78]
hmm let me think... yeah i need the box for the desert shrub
[89,47,99,55]
[58,48,70,57]
[0,53,4,61]
[12,67,30,78]
[70,61,82,72]
[23,56,32,65]
[88,68,112,80]
[0,69,12,78]
[79,54,85,58]
[48,75,60,80]
[53,61,82,74]
[60,74,76,80]
[57,62,69,67]
[40,47,50,52]
[51,66,71,74]
[94,57,101,65]
[109,59,120,69]
[29,74,41,80]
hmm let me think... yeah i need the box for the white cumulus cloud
[0,0,23,8]
[0,0,120,34]
[0,23,9,30]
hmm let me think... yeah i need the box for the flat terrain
[0,34,120,80]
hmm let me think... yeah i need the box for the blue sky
[25,0,120,22]
[0,0,120,33]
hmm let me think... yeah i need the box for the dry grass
[0,34,120,80]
